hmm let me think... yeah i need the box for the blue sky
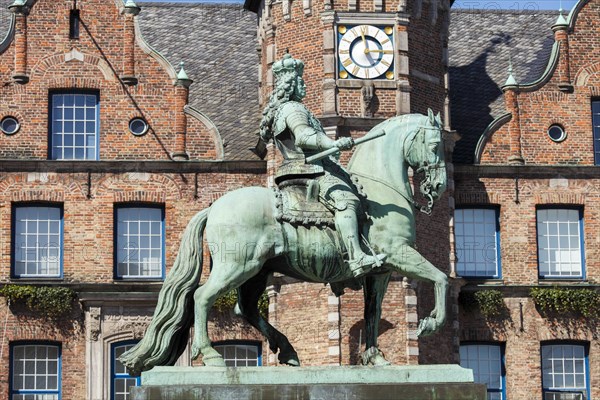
[137,0,580,10]
[452,0,578,10]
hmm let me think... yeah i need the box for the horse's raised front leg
[389,243,448,338]
[362,273,391,366]
[236,271,300,366]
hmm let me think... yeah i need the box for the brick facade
[455,1,600,399]
[0,1,265,399]
[1,0,598,399]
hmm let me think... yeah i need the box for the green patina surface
[141,365,474,386]
[133,366,486,400]
[120,54,449,375]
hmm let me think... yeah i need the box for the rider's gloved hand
[334,137,354,150]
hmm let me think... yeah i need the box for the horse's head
[406,109,447,212]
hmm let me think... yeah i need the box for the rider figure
[259,54,386,278]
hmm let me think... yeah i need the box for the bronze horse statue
[120,110,448,374]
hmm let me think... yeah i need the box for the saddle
[274,179,335,227]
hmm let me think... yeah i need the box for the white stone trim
[328,311,340,322]
[303,0,311,15]
[335,12,397,25]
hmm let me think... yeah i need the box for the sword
[305,129,386,164]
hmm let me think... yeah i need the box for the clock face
[337,24,394,80]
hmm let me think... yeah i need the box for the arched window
[111,341,140,400]
[10,342,61,399]
[536,207,584,279]
[114,205,165,279]
[455,207,501,279]
[459,342,505,400]
[12,204,63,278]
[541,342,590,400]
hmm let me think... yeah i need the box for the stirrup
[349,253,386,278]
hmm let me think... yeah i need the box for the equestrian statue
[120,54,448,375]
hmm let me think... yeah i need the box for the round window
[548,124,566,142]
[1,116,20,135]
[129,118,148,136]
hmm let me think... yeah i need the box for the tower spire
[504,51,518,87]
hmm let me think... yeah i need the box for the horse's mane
[348,113,425,171]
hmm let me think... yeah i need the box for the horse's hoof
[203,354,226,367]
[361,347,391,366]
[371,354,391,367]
[279,353,300,366]
[416,317,437,337]
[283,358,300,367]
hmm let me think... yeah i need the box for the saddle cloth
[274,180,335,227]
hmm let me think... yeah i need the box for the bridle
[405,124,445,215]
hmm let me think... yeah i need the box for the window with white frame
[115,206,164,279]
[455,208,501,278]
[214,342,261,367]
[542,343,589,400]
[12,205,62,278]
[537,208,584,279]
[10,343,61,400]
[50,92,99,160]
[459,343,505,400]
[112,342,140,400]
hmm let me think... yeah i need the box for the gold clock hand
[359,26,370,54]
[360,32,369,54]
[369,49,393,54]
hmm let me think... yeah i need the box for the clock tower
[245,0,452,129]
[244,0,457,367]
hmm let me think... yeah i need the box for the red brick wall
[0,303,86,400]
[481,0,600,165]
[453,3,600,398]
[0,1,267,398]
[271,282,331,366]
[0,0,218,161]
[407,1,448,116]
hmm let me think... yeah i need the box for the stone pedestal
[131,365,487,400]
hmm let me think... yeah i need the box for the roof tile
[449,8,558,164]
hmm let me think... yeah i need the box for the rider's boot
[335,205,386,278]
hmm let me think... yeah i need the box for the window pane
[113,343,139,400]
[116,207,164,279]
[537,209,583,278]
[215,343,261,367]
[13,206,62,278]
[455,209,500,277]
[542,344,587,392]
[50,92,98,160]
[11,344,60,399]
[460,344,504,399]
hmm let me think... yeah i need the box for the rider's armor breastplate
[273,101,325,184]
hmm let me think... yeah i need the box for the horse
[120,109,448,375]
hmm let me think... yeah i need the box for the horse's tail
[119,208,209,376]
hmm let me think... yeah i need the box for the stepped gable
[449,8,558,164]
[138,2,260,161]
[0,0,259,160]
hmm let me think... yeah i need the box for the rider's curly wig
[258,70,297,142]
